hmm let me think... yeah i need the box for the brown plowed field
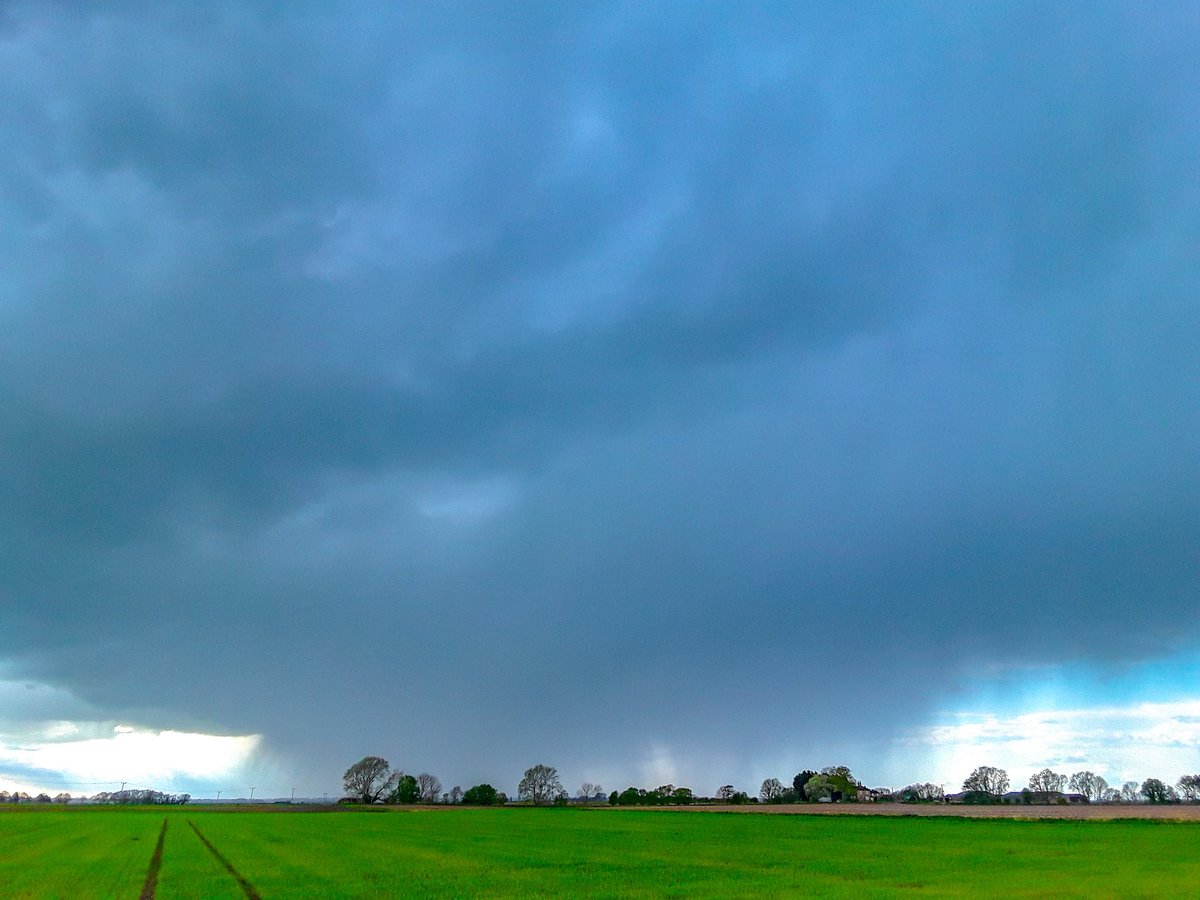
[631,802,1200,819]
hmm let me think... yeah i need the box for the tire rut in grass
[187,820,262,899]
[138,818,168,900]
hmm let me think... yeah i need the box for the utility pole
[290,787,296,803]
[250,786,255,800]
[120,782,127,793]
[216,790,222,801]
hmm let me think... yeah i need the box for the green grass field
[1,805,1198,898]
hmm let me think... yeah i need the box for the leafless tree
[1120,781,1140,802]
[962,766,1009,796]
[343,756,397,804]
[1028,768,1067,794]
[760,778,784,802]
[518,764,563,805]
[578,782,596,800]
[1069,771,1107,802]
[417,773,442,803]
[717,784,735,801]
[901,783,945,802]
[1176,774,1200,802]
[450,785,463,804]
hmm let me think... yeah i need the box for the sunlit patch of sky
[883,647,1200,790]
[0,675,269,798]
[0,727,262,796]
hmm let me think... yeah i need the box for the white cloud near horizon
[0,677,262,796]
[0,725,261,796]
[895,699,1200,791]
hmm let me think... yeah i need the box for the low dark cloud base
[0,1,1197,792]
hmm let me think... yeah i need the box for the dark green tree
[793,770,818,801]
[1141,778,1174,803]
[617,787,642,806]
[388,773,420,804]
[461,783,501,805]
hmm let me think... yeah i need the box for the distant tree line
[0,788,189,805]
[951,766,1199,805]
[341,757,877,808]
[341,755,507,807]
[0,791,65,804]
[91,789,191,805]
[339,755,1200,810]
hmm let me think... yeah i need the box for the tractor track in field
[138,819,168,900]
[187,819,262,899]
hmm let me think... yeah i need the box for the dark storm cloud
[0,1,1196,793]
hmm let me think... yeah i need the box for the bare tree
[760,778,784,802]
[1176,774,1200,802]
[1028,768,1067,794]
[901,783,945,802]
[518,764,563,805]
[716,784,735,802]
[343,756,398,804]
[417,773,442,803]
[1120,781,1140,802]
[1069,771,1107,802]
[962,766,1009,796]
[450,785,463,804]
[578,782,596,800]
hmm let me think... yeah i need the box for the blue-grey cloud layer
[1,1,1196,793]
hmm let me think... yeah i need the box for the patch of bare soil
[631,803,1200,820]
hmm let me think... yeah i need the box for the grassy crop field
[1,805,1199,898]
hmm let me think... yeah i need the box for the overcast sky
[1,1,1197,800]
